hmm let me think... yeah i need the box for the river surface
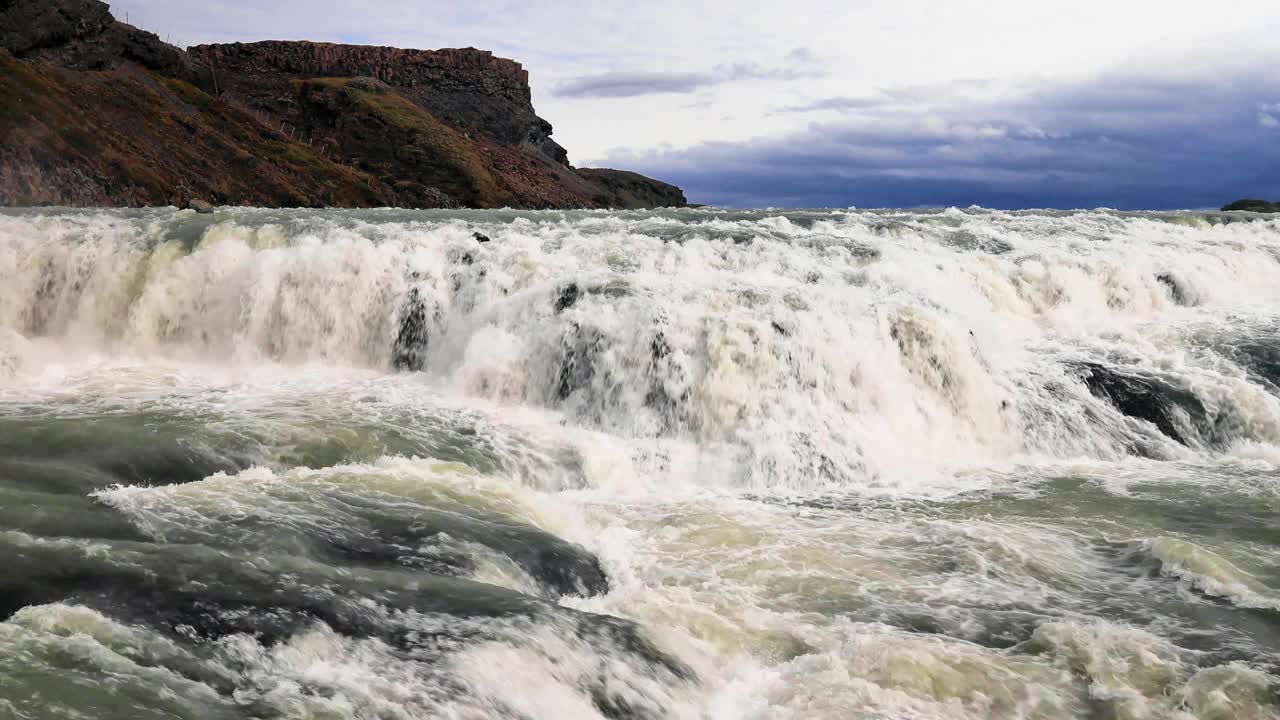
[1,206,1279,719]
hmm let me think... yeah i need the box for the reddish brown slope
[0,0,687,209]
[0,50,387,207]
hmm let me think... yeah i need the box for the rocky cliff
[0,0,687,209]
[188,41,569,167]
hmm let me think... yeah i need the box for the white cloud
[599,63,1280,209]
[1261,102,1280,128]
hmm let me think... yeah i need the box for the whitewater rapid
[0,206,1278,719]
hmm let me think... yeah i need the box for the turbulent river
[1,206,1279,719]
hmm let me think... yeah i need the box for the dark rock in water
[944,230,1014,255]
[642,330,691,434]
[187,198,214,214]
[322,534,475,578]
[0,537,689,713]
[890,316,965,402]
[473,231,491,243]
[1074,363,1215,447]
[154,462,615,599]
[0,416,255,490]
[848,242,881,261]
[651,332,671,361]
[0,542,544,639]
[320,516,611,599]
[91,444,245,486]
[392,286,429,372]
[1228,337,1280,393]
[1155,272,1195,306]
[2,448,231,491]
[554,283,580,313]
[522,541,610,598]
[555,322,603,401]
[0,475,152,542]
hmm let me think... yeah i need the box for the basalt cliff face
[0,0,687,209]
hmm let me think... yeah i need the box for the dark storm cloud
[606,68,1280,208]
[552,48,823,98]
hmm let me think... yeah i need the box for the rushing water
[1,205,1279,719]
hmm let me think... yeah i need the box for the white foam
[4,209,1280,491]
[5,208,1280,718]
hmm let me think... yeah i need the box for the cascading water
[1,205,1279,719]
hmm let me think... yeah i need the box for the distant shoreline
[2,205,1278,218]
[1221,199,1280,213]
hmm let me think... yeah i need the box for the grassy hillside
[296,77,512,208]
[0,49,387,207]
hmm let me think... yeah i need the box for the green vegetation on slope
[295,77,512,208]
[1221,199,1280,213]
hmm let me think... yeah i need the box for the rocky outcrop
[578,168,689,209]
[188,41,568,167]
[0,0,191,77]
[1221,199,1280,213]
[0,0,112,57]
[0,0,686,209]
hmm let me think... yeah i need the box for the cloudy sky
[114,0,1280,208]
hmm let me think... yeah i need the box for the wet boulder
[392,286,429,371]
[555,322,604,402]
[554,282,580,313]
[0,415,255,490]
[322,515,611,599]
[1225,336,1280,394]
[1074,363,1217,448]
[1155,272,1197,306]
[0,536,690,718]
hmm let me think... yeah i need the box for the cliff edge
[0,0,687,209]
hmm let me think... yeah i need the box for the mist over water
[1,205,1279,719]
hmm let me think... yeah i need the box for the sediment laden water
[1,206,1279,719]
